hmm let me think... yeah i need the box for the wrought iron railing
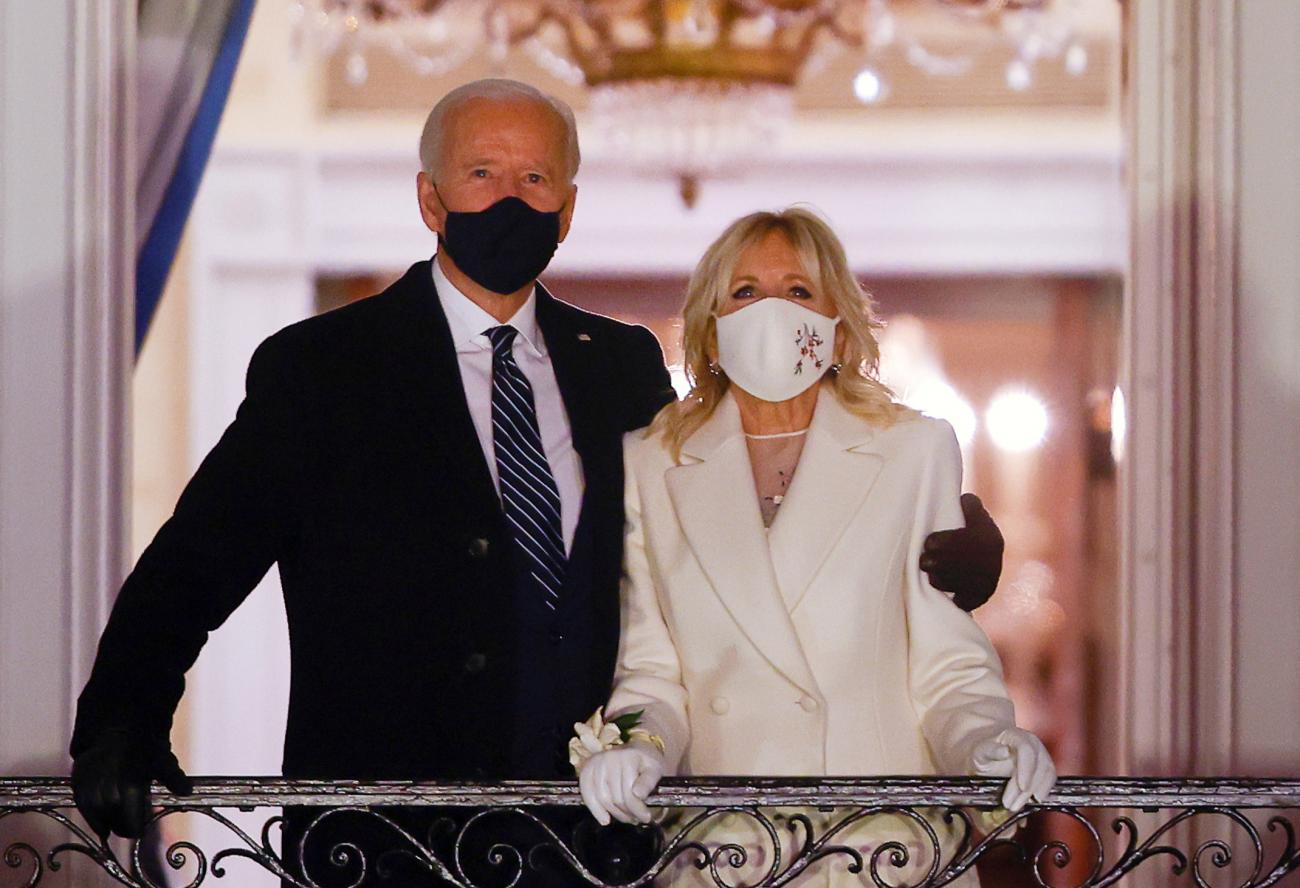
[2,777,1298,887]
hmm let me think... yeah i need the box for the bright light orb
[986,388,1049,452]
[908,380,977,448]
[1110,385,1127,463]
[668,364,692,399]
[853,68,887,104]
[1065,43,1088,76]
[1006,58,1032,92]
[345,52,368,85]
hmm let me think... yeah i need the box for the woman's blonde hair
[651,206,913,459]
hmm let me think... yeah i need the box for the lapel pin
[577,333,592,342]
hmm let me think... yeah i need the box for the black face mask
[437,192,562,295]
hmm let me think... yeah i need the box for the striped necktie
[485,325,566,610]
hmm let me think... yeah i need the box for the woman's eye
[731,285,756,299]
[789,286,812,299]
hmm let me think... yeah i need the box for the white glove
[577,739,665,826]
[970,727,1056,812]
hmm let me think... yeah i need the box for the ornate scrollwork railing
[2,777,1298,887]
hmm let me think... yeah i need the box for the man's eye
[731,285,756,299]
[525,173,544,184]
[471,169,489,178]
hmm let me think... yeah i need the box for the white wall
[1232,0,1300,775]
[1124,0,1300,780]
[0,2,133,885]
[0,0,131,779]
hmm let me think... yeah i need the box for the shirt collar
[431,254,546,357]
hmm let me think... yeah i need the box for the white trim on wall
[1122,0,1245,780]
[1188,0,1240,778]
[194,142,1126,279]
[67,0,138,739]
[1230,0,1300,776]
[0,1,133,883]
[0,0,133,773]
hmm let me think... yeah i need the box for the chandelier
[293,0,1088,206]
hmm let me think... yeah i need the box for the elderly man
[70,79,1003,884]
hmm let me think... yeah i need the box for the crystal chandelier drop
[294,0,1087,206]
[501,0,837,207]
[589,81,793,208]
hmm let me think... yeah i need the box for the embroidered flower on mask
[793,323,826,375]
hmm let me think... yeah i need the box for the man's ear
[416,171,445,236]
[557,184,578,243]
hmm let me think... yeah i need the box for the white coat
[607,388,1016,886]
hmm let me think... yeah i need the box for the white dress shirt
[432,257,584,554]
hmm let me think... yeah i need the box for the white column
[0,1,134,884]
[1231,0,1300,775]
[0,0,133,775]
[1124,0,1300,778]
[1123,0,1210,779]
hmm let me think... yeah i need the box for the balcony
[2,777,1298,886]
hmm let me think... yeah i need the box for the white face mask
[714,298,840,403]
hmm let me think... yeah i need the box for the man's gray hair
[419,79,581,182]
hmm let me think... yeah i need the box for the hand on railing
[577,738,666,825]
[969,726,1057,811]
[2,777,1298,888]
[70,728,192,841]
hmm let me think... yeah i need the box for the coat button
[467,537,490,559]
[710,696,730,715]
[799,696,819,713]
[464,653,487,674]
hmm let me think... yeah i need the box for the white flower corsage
[568,706,665,772]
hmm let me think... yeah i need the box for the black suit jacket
[72,261,674,781]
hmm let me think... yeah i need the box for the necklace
[744,428,809,440]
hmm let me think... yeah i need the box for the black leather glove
[71,728,192,841]
[920,493,1004,612]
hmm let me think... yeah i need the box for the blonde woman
[574,208,1055,886]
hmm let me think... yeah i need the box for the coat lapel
[766,389,888,613]
[390,262,500,516]
[534,282,601,465]
[533,283,645,691]
[665,395,820,698]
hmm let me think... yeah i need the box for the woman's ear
[705,325,720,366]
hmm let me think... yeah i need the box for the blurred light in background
[852,67,888,104]
[669,364,692,399]
[1065,42,1089,75]
[877,316,976,446]
[1110,385,1126,464]
[1005,58,1033,91]
[986,387,1049,452]
[905,379,977,447]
